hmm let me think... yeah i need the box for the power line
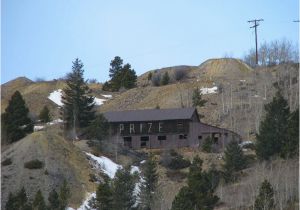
[248,19,264,65]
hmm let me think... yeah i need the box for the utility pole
[248,19,264,65]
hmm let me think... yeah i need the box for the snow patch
[48,89,63,106]
[102,94,112,98]
[33,126,44,132]
[93,97,107,106]
[85,152,121,178]
[67,193,96,210]
[47,119,63,125]
[200,86,218,94]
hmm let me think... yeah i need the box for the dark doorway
[124,136,132,148]
[140,136,149,148]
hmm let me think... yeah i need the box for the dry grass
[1,125,95,208]
[216,158,299,210]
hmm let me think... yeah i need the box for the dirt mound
[1,125,94,207]
[196,58,253,80]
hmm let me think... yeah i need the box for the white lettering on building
[130,124,135,134]
[119,124,124,134]
[148,123,152,133]
[159,122,163,132]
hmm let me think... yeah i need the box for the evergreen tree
[254,180,274,210]
[192,88,207,108]
[59,180,71,210]
[202,136,213,153]
[120,63,137,89]
[61,58,95,139]
[171,186,194,210]
[187,156,219,209]
[17,187,28,207]
[281,108,299,158]
[48,189,60,210]
[104,56,137,91]
[94,177,113,210]
[86,114,109,140]
[172,156,219,210]
[161,72,170,85]
[112,167,136,210]
[223,140,246,182]
[6,192,18,210]
[33,190,46,210]
[139,154,158,210]
[2,91,33,143]
[256,90,290,160]
[39,105,51,123]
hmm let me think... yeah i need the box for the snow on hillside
[85,152,121,178]
[93,97,107,106]
[72,153,143,210]
[67,193,96,210]
[200,86,218,94]
[48,89,63,106]
[102,94,112,98]
[48,89,110,107]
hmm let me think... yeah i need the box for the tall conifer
[256,90,290,160]
[2,91,33,143]
[61,58,95,139]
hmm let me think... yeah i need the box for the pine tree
[171,186,194,210]
[161,72,170,85]
[172,156,219,210]
[59,180,71,210]
[281,108,299,158]
[33,190,46,210]
[39,105,51,123]
[192,88,207,108]
[61,58,95,139]
[17,187,28,207]
[2,91,33,143]
[48,189,60,210]
[223,140,246,182]
[94,177,113,210]
[254,180,274,210]
[6,193,18,210]
[139,154,158,210]
[256,90,290,160]
[86,114,109,140]
[104,56,137,91]
[120,63,137,89]
[187,156,219,209]
[202,136,213,153]
[112,167,136,210]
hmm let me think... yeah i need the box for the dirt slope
[1,125,95,208]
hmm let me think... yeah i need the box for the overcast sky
[2,0,299,84]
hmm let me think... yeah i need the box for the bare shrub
[151,73,161,86]
[173,69,187,81]
[24,159,44,169]
[216,158,298,209]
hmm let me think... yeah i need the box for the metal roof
[103,107,197,122]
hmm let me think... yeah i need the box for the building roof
[103,107,197,123]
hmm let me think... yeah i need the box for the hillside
[1,59,298,142]
[1,58,299,209]
[1,124,95,208]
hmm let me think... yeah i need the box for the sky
[1,0,299,84]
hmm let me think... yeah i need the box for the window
[158,135,167,140]
[140,136,149,148]
[140,136,149,141]
[198,135,202,140]
[179,134,187,139]
[177,122,184,131]
[123,137,132,148]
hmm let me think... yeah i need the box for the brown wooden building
[104,107,241,150]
